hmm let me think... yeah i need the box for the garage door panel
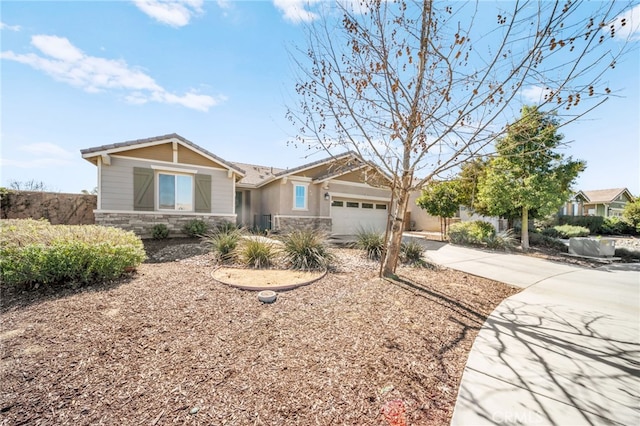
[331,198,388,234]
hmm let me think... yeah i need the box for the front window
[159,173,193,211]
[293,183,308,210]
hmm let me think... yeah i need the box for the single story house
[81,133,411,237]
[561,188,635,218]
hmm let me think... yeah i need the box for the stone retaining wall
[273,216,332,234]
[95,212,236,238]
[0,190,96,225]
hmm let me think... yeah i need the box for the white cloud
[520,85,552,104]
[133,0,204,27]
[19,142,74,159]
[1,142,74,168]
[0,22,21,31]
[273,0,321,24]
[610,4,640,41]
[1,35,223,111]
[216,0,232,10]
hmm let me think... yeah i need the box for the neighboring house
[561,188,635,218]
[81,133,396,237]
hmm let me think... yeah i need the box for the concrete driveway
[414,240,640,425]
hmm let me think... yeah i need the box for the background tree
[8,179,49,192]
[288,0,633,276]
[416,180,462,240]
[476,106,585,249]
[622,198,640,230]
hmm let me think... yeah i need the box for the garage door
[331,198,388,235]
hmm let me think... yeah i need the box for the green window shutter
[133,167,154,211]
[194,174,212,213]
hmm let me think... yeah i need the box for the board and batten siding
[99,156,234,214]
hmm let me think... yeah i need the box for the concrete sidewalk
[414,240,640,425]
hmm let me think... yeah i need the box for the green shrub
[484,229,517,249]
[549,224,590,238]
[558,215,604,234]
[182,219,208,237]
[400,240,424,265]
[0,219,146,289]
[281,230,334,270]
[448,221,496,245]
[528,231,568,252]
[239,239,277,268]
[204,226,243,263]
[152,223,169,239]
[355,229,385,260]
[600,217,635,235]
[615,247,640,262]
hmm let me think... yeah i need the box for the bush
[355,229,385,260]
[615,247,640,262]
[182,219,208,237]
[400,240,424,265]
[0,219,146,289]
[281,230,334,270]
[448,221,496,245]
[484,229,517,249]
[600,217,635,235]
[548,224,590,239]
[528,231,568,252]
[152,224,169,239]
[558,215,604,234]
[239,239,277,268]
[204,226,244,263]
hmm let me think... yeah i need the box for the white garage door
[331,198,388,235]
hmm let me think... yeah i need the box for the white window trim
[292,182,309,211]
[150,164,198,174]
[156,171,195,212]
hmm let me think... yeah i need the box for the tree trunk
[381,180,411,277]
[521,207,529,250]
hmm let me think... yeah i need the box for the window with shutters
[158,173,193,211]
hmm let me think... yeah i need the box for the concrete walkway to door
[405,236,640,425]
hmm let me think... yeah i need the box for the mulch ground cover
[0,244,518,425]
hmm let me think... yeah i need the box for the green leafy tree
[416,180,462,239]
[288,1,632,276]
[477,106,585,249]
[623,198,640,228]
[457,158,489,214]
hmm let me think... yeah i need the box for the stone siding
[0,190,96,225]
[273,216,332,234]
[95,212,236,238]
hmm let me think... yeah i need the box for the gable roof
[232,162,285,187]
[579,188,634,203]
[80,133,246,176]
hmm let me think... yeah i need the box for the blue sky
[1,0,639,195]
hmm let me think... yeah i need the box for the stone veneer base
[95,212,236,238]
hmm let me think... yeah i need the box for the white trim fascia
[110,155,225,172]
[97,155,102,210]
[82,138,180,158]
[330,179,390,189]
[329,192,390,202]
[94,209,236,217]
[274,214,331,219]
[84,138,245,176]
[150,164,199,174]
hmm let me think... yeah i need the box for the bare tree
[8,179,49,192]
[288,0,635,277]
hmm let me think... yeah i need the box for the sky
[1,0,639,195]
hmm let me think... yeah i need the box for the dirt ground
[0,242,519,425]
